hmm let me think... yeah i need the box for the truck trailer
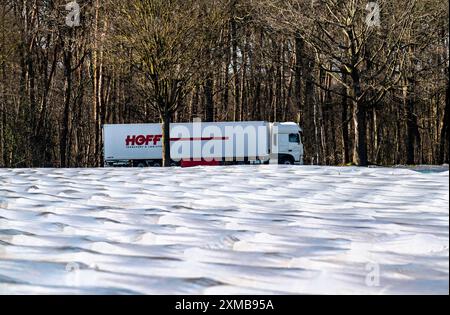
[103,121,304,167]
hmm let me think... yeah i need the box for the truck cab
[271,122,304,165]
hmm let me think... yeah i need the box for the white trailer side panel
[170,121,269,161]
[104,122,270,161]
[104,124,162,160]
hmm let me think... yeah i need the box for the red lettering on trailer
[126,135,137,146]
[136,135,146,146]
[126,135,163,146]
[153,135,162,145]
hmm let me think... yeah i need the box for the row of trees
[0,0,448,167]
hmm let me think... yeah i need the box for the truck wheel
[280,158,294,165]
[152,162,161,167]
[136,162,146,168]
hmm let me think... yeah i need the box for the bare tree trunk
[275,44,282,122]
[92,0,105,167]
[231,18,240,121]
[304,57,316,164]
[0,63,4,167]
[223,29,231,120]
[60,42,73,168]
[351,68,368,166]
[204,74,214,122]
[294,35,303,124]
[405,81,420,165]
[373,108,380,164]
[240,33,248,121]
[439,84,449,164]
[189,86,199,120]
[353,103,368,166]
[92,4,99,167]
[161,104,171,167]
[341,73,350,164]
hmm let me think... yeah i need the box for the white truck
[103,121,304,167]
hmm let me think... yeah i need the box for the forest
[0,0,448,167]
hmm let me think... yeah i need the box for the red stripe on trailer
[181,159,221,168]
[170,137,229,142]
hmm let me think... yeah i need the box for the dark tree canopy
[0,0,448,167]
